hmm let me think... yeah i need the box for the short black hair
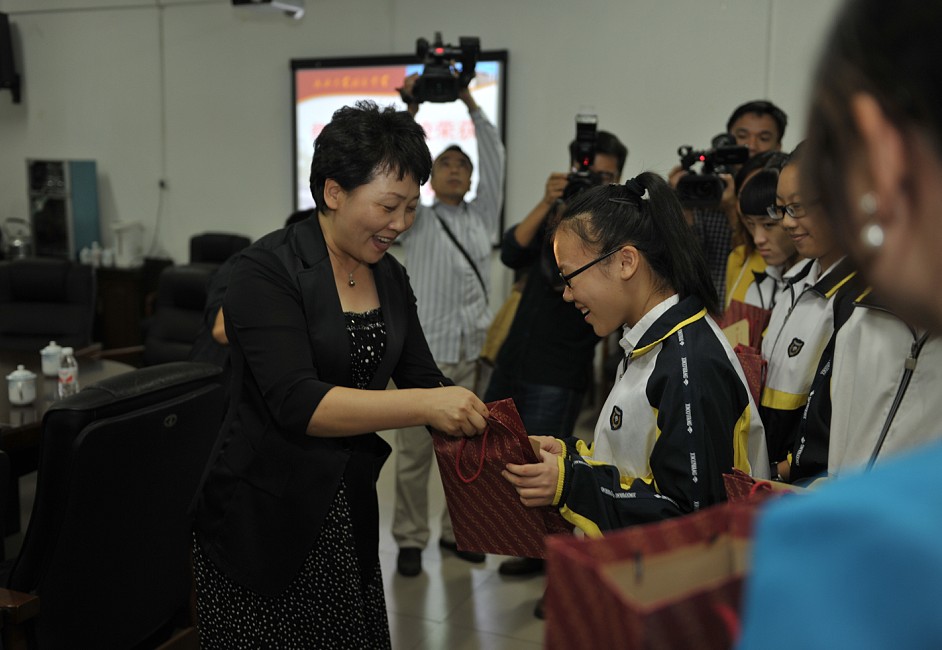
[739,168,780,217]
[569,130,629,174]
[726,100,788,142]
[309,100,432,214]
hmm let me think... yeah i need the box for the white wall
[0,0,844,289]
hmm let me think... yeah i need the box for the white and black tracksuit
[551,295,770,537]
[760,257,860,465]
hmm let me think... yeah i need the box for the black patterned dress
[193,308,390,649]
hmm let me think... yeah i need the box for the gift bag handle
[456,426,490,484]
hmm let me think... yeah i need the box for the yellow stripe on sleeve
[760,386,809,411]
[559,505,603,539]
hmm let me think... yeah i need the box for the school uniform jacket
[789,279,866,483]
[826,294,942,477]
[744,264,787,312]
[760,257,858,463]
[193,216,449,597]
[551,295,769,537]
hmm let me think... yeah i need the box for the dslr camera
[675,133,749,208]
[406,32,480,104]
[563,114,604,201]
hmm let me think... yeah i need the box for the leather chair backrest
[143,265,216,367]
[7,361,224,649]
[0,259,96,352]
[189,232,251,266]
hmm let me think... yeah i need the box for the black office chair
[141,265,217,367]
[0,362,225,649]
[0,259,95,352]
[188,232,250,267]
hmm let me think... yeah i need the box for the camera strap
[434,210,488,305]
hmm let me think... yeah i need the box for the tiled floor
[376,430,546,650]
[377,405,598,650]
[7,405,600,650]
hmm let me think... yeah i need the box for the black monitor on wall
[291,50,508,244]
[0,12,21,104]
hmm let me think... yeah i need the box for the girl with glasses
[759,146,865,482]
[501,173,769,534]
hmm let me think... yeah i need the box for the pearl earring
[858,192,883,249]
[862,223,884,248]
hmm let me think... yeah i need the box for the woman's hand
[529,435,563,455]
[427,386,489,437]
[502,450,559,507]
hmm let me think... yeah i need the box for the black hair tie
[623,177,646,201]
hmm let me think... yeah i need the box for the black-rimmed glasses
[559,247,622,289]
[766,202,807,221]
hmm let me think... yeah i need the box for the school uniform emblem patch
[787,337,805,357]
[610,405,623,430]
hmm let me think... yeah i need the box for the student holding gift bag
[502,174,770,535]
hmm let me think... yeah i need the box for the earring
[859,192,878,215]
[862,223,884,248]
[858,192,883,249]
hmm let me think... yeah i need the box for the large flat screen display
[292,51,507,243]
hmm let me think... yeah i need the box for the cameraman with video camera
[670,100,788,307]
[483,121,627,594]
[392,62,506,578]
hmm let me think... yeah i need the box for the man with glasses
[671,100,788,307]
[392,72,506,578]
[482,130,627,599]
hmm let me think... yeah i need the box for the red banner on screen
[296,66,407,102]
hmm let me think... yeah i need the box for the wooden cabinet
[93,259,172,349]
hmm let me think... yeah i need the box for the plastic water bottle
[57,346,80,398]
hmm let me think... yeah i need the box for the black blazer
[193,216,448,596]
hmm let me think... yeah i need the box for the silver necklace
[346,260,363,287]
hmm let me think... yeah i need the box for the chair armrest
[0,587,39,650]
[0,587,39,624]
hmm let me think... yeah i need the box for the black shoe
[498,556,545,576]
[533,595,545,620]
[397,547,422,577]
[439,539,486,563]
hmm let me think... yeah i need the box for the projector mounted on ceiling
[232,0,304,20]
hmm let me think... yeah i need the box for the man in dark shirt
[483,130,627,587]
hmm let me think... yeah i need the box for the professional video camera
[405,32,480,104]
[563,114,604,201]
[675,133,749,208]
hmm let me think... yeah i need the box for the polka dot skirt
[192,308,390,649]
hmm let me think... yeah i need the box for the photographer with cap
[392,72,506,578]
[670,100,788,307]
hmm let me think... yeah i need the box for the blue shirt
[738,439,942,649]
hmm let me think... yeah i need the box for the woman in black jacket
[192,101,488,649]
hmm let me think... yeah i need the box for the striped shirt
[400,108,506,363]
